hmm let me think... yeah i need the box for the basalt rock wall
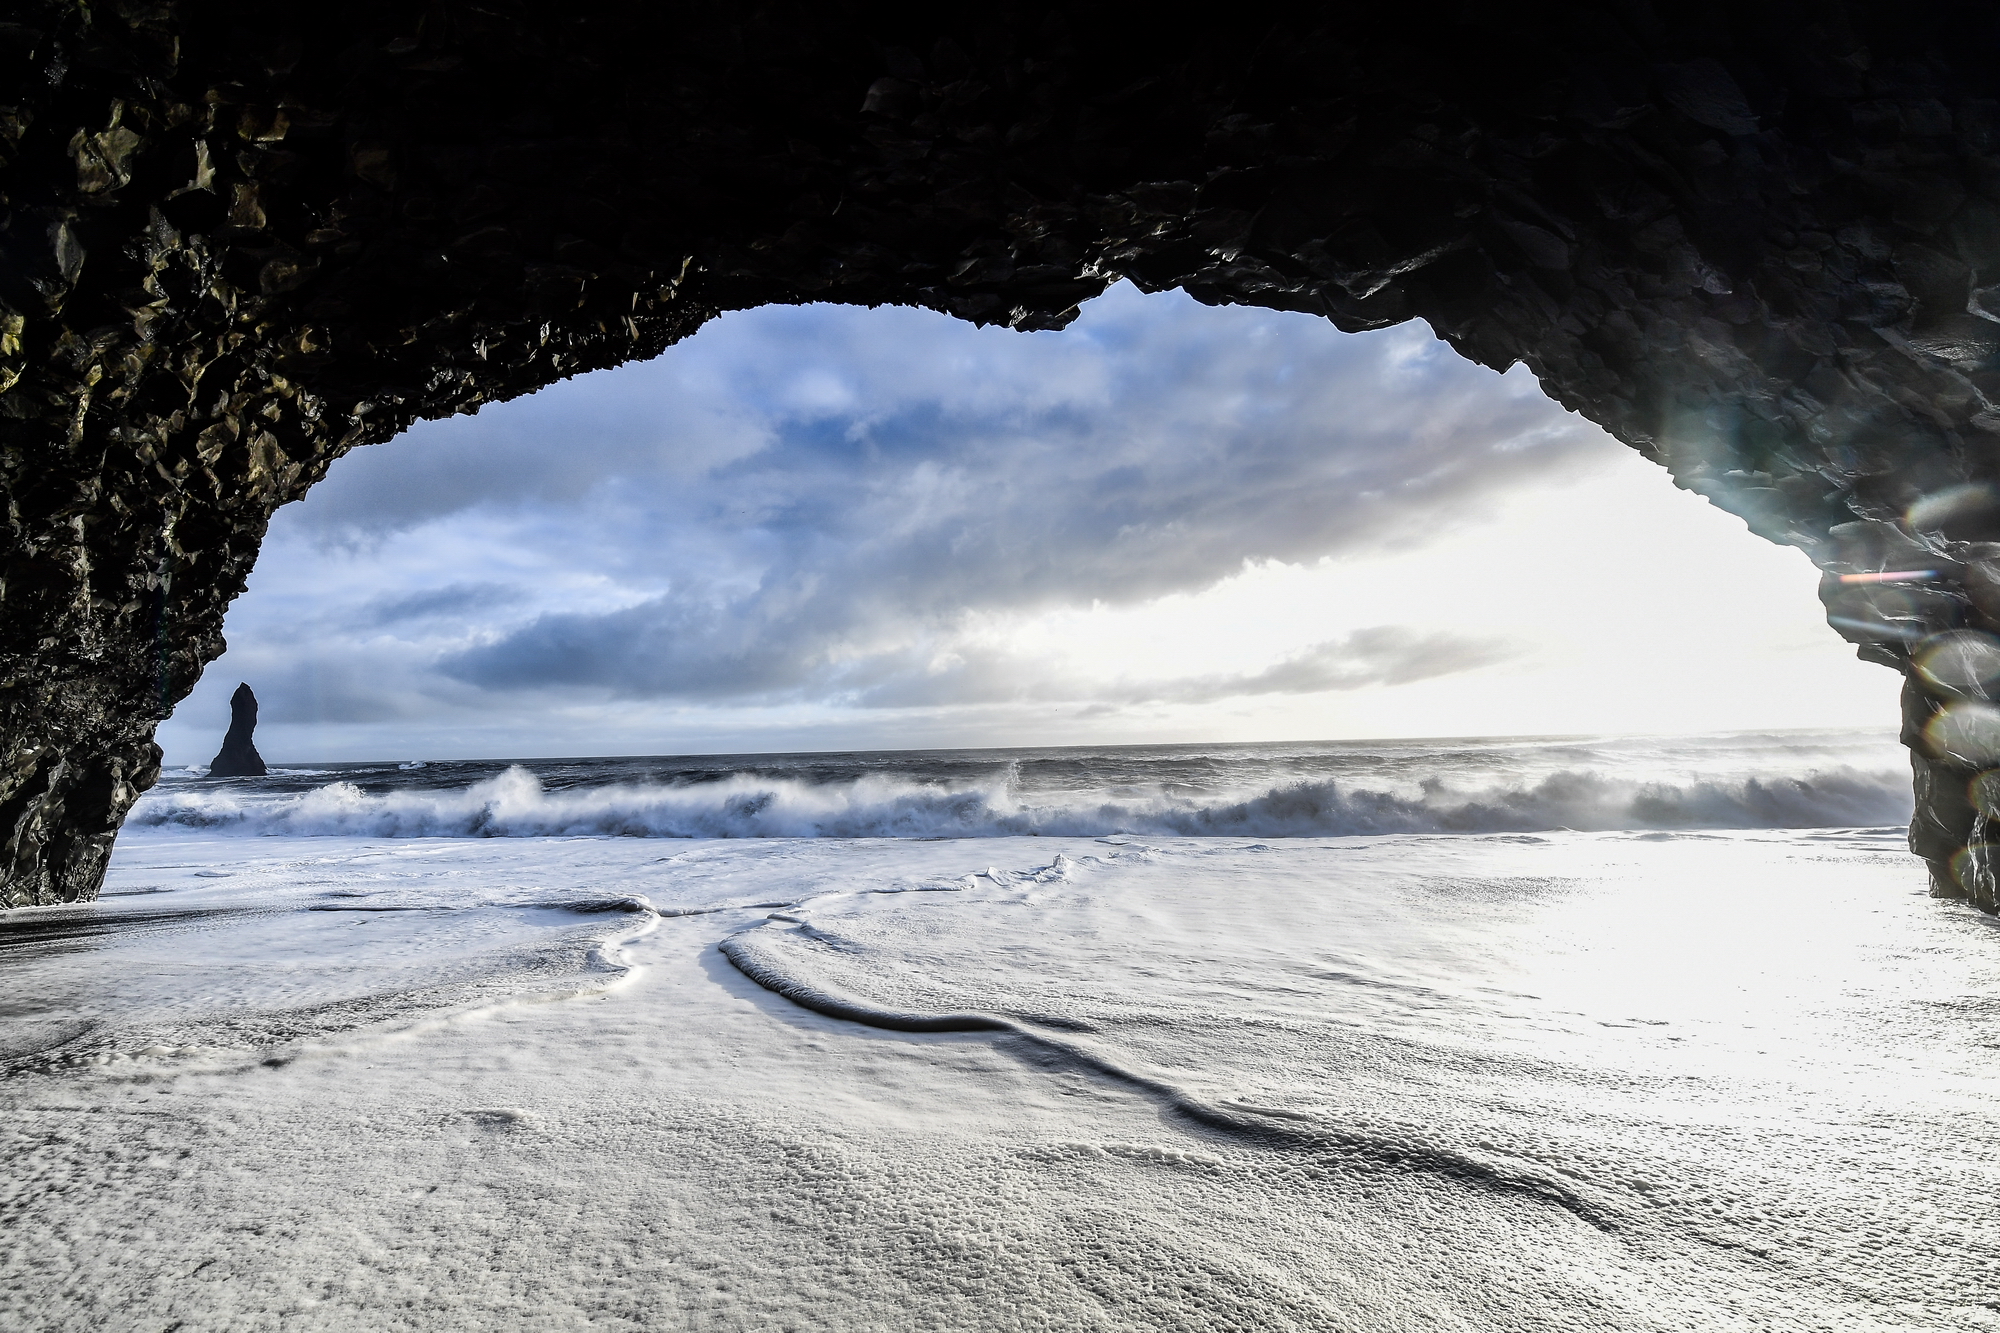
[7,1,2000,907]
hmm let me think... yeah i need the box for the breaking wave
[128,762,1912,839]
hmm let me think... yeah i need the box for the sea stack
[207,684,268,778]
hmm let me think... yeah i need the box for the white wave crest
[127,763,1913,840]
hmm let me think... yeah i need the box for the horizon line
[175,722,1900,773]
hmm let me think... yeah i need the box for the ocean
[4,730,1996,1330]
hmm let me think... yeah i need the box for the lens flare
[1906,481,2000,535]
[1969,769,2000,818]
[1835,570,1938,585]
[1949,841,2000,896]
[1922,699,2000,767]
[1914,629,2000,700]
[1825,614,1928,642]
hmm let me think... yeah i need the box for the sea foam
[128,760,1912,839]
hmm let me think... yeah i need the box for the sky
[155,282,1899,765]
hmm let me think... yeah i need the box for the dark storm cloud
[300,283,1608,706]
[362,583,523,626]
[433,560,1526,706]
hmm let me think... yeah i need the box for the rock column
[206,684,267,778]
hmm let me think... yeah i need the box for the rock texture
[203,681,264,778]
[7,2,2000,907]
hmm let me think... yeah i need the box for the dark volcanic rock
[6,2,2000,907]
[205,683,265,778]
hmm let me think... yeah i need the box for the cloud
[437,605,1516,712]
[1164,627,1520,702]
[162,282,1620,757]
[842,627,1521,710]
[361,283,1604,705]
[362,583,523,627]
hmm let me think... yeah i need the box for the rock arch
[6,1,2000,907]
